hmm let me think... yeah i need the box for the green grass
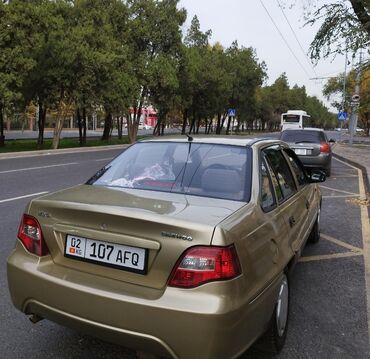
[0,137,133,153]
[0,130,273,154]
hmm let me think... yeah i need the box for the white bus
[281,110,311,131]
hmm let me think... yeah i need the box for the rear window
[282,114,300,123]
[280,130,325,143]
[88,142,251,202]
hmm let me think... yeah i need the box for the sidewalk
[332,142,370,197]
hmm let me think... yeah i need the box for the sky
[178,0,354,112]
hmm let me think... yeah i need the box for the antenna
[186,134,193,142]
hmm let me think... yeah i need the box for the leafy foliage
[0,0,338,148]
[285,0,370,61]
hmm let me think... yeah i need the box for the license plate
[64,235,147,274]
[294,148,307,155]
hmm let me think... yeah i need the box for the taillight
[17,214,49,256]
[168,245,241,288]
[320,142,331,153]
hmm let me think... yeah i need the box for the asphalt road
[0,148,369,358]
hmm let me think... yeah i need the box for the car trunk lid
[28,185,244,290]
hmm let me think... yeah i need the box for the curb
[0,144,130,160]
[332,153,370,216]
[332,153,370,194]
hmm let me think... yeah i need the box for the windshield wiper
[294,140,315,144]
[86,165,111,184]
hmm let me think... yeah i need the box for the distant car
[280,128,334,177]
[7,137,325,358]
[356,127,364,133]
[138,123,153,130]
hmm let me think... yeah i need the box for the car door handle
[289,216,296,227]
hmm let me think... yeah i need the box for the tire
[255,273,290,354]
[325,167,331,177]
[308,206,321,244]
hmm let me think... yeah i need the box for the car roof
[141,136,281,148]
[281,127,324,132]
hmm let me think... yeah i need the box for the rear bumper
[298,153,331,170]
[7,243,281,359]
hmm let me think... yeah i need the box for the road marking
[320,185,358,196]
[322,195,360,199]
[0,191,48,204]
[299,233,363,263]
[321,233,363,252]
[299,251,363,263]
[358,167,370,340]
[95,158,113,162]
[332,175,359,178]
[0,162,79,174]
[333,156,359,170]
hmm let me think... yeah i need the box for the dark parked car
[280,128,334,176]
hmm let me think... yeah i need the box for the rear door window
[283,149,308,188]
[263,147,297,202]
[260,158,276,212]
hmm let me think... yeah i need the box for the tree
[293,0,370,61]
[324,67,370,132]
[125,0,186,143]
[177,16,212,135]
[0,1,37,147]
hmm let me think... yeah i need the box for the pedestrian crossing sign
[228,109,236,117]
[337,112,347,121]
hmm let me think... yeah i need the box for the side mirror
[329,139,336,143]
[308,170,326,183]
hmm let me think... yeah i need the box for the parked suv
[280,128,334,176]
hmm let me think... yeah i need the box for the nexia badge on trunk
[161,231,193,241]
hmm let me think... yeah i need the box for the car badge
[161,231,193,241]
[38,211,50,218]
[100,223,108,230]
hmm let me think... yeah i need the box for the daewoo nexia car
[7,137,325,359]
[279,128,335,177]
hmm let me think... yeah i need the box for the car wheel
[325,167,331,177]
[256,273,290,354]
[308,206,321,244]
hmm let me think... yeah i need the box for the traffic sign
[337,112,348,121]
[351,94,360,102]
[228,108,236,117]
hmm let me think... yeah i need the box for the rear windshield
[280,130,326,143]
[282,114,300,123]
[88,142,251,202]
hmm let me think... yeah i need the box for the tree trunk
[102,112,112,140]
[196,116,201,134]
[0,104,4,147]
[77,108,84,146]
[189,111,196,135]
[181,109,188,135]
[127,108,138,143]
[216,113,222,134]
[161,122,165,136]
[82,107,87,144]
[37,101,46,149]
[153,119,161,136]
[207,119,213,134]
[226,116,232,135]
[117,116,123,139]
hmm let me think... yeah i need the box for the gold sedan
[7,137,324,358]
